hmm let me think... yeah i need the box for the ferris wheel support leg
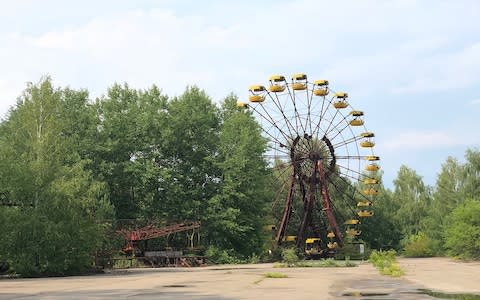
[275,175,296,246]
[296,178,316,249]
[317,162,344,248]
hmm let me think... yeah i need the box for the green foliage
[392,165,431,238]
[203,95,270,258]
[281,248,300,266]
[0,78,113,276]
[204,246,240,264]
[294,259,357,268]
[369,250,404,277]
[356,174,402,251]
[402,232,434,257]
[264,272,288,278]
[444,199,480,260]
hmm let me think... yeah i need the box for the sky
[0,0,479,188]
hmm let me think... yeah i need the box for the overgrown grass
[369,250,405,277]
[264,272,288,278]
[274,258,357,268]
[254,272,288,284]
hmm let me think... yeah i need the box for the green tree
[392,165,431,239]
[204,95,271,257]
[91,84,168,219]
[423,157,464,254]
[155,86,220,222]
[0,77,112,276]
[444,199,480,259]
[463,149,480,199]
[360,177,402,250]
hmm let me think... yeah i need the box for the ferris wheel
[237,73,380,251]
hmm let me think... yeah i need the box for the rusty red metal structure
[274,135,344,249]
[244,74,380,252]
[117,221,200,254]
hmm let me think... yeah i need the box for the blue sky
[1,0,479,188]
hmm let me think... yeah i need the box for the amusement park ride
[238,73,380,258]
[111,72,380,265]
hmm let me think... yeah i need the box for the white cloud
[1,0,480,119]
[378,130,478,151]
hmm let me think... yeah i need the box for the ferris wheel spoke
[335,155,366,160]
[332,135,364,148]
[312,95,336,137]
[325,115,351,141]
[266,92,297,137]
[334,164,362,182]
[323,111,341,139]
[304,83,315,134]
[249,103,291,143]
[285,84,307,134]
[337,164,369,179]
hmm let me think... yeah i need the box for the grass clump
[369,250,405,277]
[264,272,288,278]
[294,258,357,268]
[255,272,288,284]
[281,248,299,266]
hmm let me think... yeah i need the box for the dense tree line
[1,77,479,276]
[365,151,480,259]
[0,78,270,275]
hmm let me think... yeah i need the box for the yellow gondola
[350,111,364,126]
[366,164,380,171]
[269,75,286,93]
[248,85,266,103]
[360,131,375,147]
[346,228,362,236]
[270,85,285,92]
[291,73,307,90]
[365,156,380,161]
[314,88,328,96]
[313,79,329,96]
[363,178,378,185]
[333,101,348,109]
[350,119,364,126]
[363,188,379,196]
[345,219,360,225]
[236,102,248,108]
[358,210,374,217]
[350,110,364,117]
[357,201,373,207]
[314,79,329,86]
[360,132,374,138]
[327,242,338,249]
[361,141,375,148]
[263,224,276,231]
[284,235,297,242]
[333,92,349,108]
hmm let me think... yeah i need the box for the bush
[0,205,110,277]
[403,232,434,257]
[281,248,299,266]
[264,272,288,278]
[205,246,240,264]
[369,250,404,277]
[444,200,480,260]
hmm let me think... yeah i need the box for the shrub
[264,272,288,278]
[444,200,480,260]
[281,248,299,266]
[369,250,404,277]
[205,246,240,264]
[403,232,434,257]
